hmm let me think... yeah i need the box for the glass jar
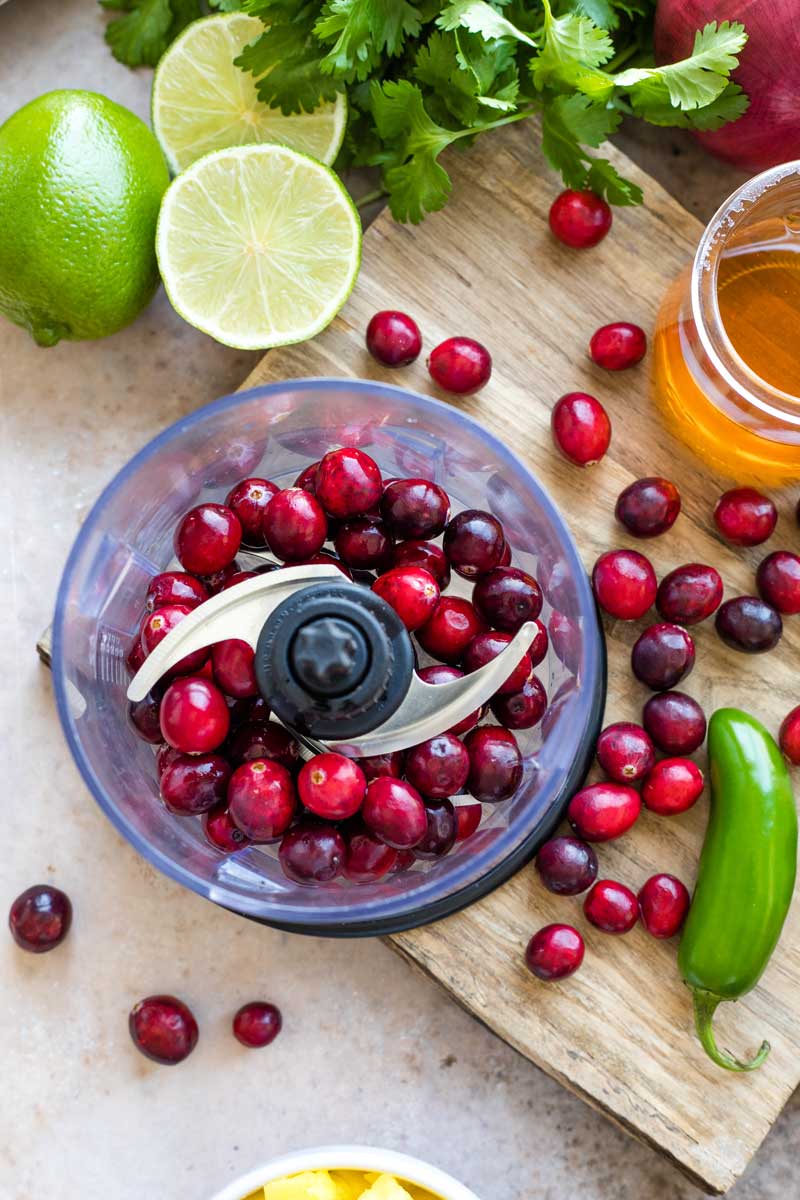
[654,162,800,484]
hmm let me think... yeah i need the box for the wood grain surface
[240,125,800,1194]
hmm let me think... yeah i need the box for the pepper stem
[692,989,771,1072]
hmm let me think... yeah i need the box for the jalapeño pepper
[679,708,797,1071]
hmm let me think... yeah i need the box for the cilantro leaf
[531,0,614,91]
[415,31,481,124]
[314,0,423,81]
[438,0,537,49]
[104,0,174,66]
[237,2,344,113]
[541,93,640,205]
[615,20,748,110]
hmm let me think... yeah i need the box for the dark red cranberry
[414,798,458,859]
[343,822,398,881]
[548,189,611,248]
[128,693,164,744]
[490,674,547,730]
[714,487,777,546]
[126,637,146,675]
[584,879,638,933]
[290,551,352,578]
[232,1001,282,1048]
[595,722,655,782]
[202,803,251,852]
[656,562,723,625]
[756,551,800,614]
[427,336,491,394]
[416,596,486,663]
[140,604,209,677]
[227,720,300,771]
[334,518,393,570]
[174,503,241,575]
[228,759,296,842]
[638,874,690,939]
[472,566,543,632]
[380,479,451,540]
[535,837,597,895]
[211,639,259,698]
[642,758,704,815]
[221,570,258,590]
[9,885,72,953]
[454,801,483,842]
[160,753,231,815]
[405,734,470,799]
[589,322,647,370]
[362,777,428,849]
[315,447,382,519]
[356,751,405,782]
[464,725,522,803]
[156,742,182,776]
[372,565,439,630]
[146,571,208,613]
[715,596,782,653]
[390,539,451,588]
[262,488,327,560]
[616,477,681,538]
[498,542,512,566]
[443,509,505,578]
[416,664,483,736]
[225,477,279,545]
[551,391,611,465]
[631,623,695,691]
[643,691,706,755]
[525,924,585,981]
[129,995,198,1065]
[366,310,422,366]
[462,630,532,695]
[568,782,641,842]
[297,753,366,820]
[159,676,230,753]
[779,706,800,765]
[279,821,346,884]
[592,549,657,620]
[293,462,319,494]
[201,561,242,594]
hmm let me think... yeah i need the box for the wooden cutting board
[240,125,800,1195]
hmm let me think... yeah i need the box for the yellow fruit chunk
[358,1175,414,1200]
[262,1171,341,1200]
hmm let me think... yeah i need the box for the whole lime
[0,90,169,345]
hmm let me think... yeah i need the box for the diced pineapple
[358,1175,414,1200]
[262,1170,341,1200]
[328,1171,368,1200]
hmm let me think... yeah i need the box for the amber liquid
[717,238,800,395]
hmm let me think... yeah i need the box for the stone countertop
[0,3,794,1198]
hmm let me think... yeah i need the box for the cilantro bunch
[103,0,748,223]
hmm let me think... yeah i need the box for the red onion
[655,0,800,172]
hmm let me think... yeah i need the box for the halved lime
[152,13,347,174]
[156,143,361,349]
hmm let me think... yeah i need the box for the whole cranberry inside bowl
[52,380,604,936]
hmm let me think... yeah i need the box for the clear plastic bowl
[53,379,605,936]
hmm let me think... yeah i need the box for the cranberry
[174,503,241,575]
[631,623,695,691]
[9,885,72,953]
[589,322,647,370]
[262,488,327,560]
[656,562,723,625]
[161,753,231,815]
[417,664,483,735]
[714,487,777,546]
[568,782,641,842]
[160,676,230,753]
[472,566,543,632]
[227,759,296,842]
[535,837,597,895]
[416,596,486,663]
[146,571,208,612]
[490,674,547,730]
[201,561,242,594]
[290,551,352,578]
[643,691,706,755]
[126,637,147,675]
[223,477,277,546]
[343,822,398,881]
[232,1001,282,1048]
[595,722,655,783]
[616,477,681,538]
[715,596,782,654]
[414,798,458,859]
[156,742,182,776]
[756,551,800,614]
[221,570,258,589]
[525,924,585,981]
[140,604,209,677]
[551,391,611,466]
[548,188,611,248]
[356,751,405,781]
[227,720,300,770]
[390,539,451,588]
[372,565,439,631]
[642,758,704,815]
[366,310,422,366]
[405,734,470,799]
[464,725,522,803]
[128,693,164,744]
[454,801,483,842]
[315,447,382,519]
[427,336,491,394]
[380,479,451,540]
[293,462,319,494]
[780,706,800,765]
[211,639,259,698]
[297,753,366,820]
[638,874,690,939]
[129,995,198,1065]
[462,630,532,695]
[592,549,657,620]
[334,518,393,570]
[362,777,428,848]
[584,879,638,934]
[279,820,346,884]
[444,509,505,578]
[202,803,251,852]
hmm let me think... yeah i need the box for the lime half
[156,143,361,349]
[152,13,347,174]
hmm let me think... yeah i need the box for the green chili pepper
[679,708,797,1072]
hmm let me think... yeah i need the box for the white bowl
[209,1146,480,1200]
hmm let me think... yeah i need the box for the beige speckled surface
[0,3,795,1198]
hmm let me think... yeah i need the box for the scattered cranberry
[416,595,486,663]
[372,565,440,631]
[334,518,393,570]
[714,487,777,546]
[9,885,72,953]
[589,322,647,370]
[146,571,208,613]
[490,674,547,730]
[568,782,641,842]
[227,720,300,770]
[779,706,800,765]
[535,837,597,895]
[464,725,523,803]
[201,561,242,594]
[366,310,422,366]
[159,676,229,753]
[161,753,231,816]
[343,822,398,882]
[211,639,259,698]
[126,637,146,675]
[462,630,532,695]
[454,801,483,842]
[362,777,428,848]
[293,462,319,494]
[595,722,655,782]
[202,803,251,852]
[405,734,470,799]
[140,604,209,676]
[616,477,681,538]
[525,923,585,981]
[472,566,542,632]
[128,693,163,743]
[548,189,611,249]
[642,758,704,815]
[380,478,451,540]
[356,751,405,781]
[643,691,706,755]
[715,596,782,654]
[584,879,638,933]
[174,503,241,575]
[315,447,382,519]
[227,759,296,842]
[414,798,458,859]
[221,570,258,589]
[592,549,657,620]
[297,753,366,820]
[390,540,451,589]
[638,874,690,939]
[290,551,352,578]
[551,392,611,466]
[427,336,492,394]
[656,562,723,625]
[225,477,278,545]
[279,820,346,884]
[156,743,182,776]
[444,509,505,578]
[232,1001,282,1048]
[756,551,800,614]
[631,623,695,691]
[262,488,327,560]
[417,664,483,735]
[129,995,198,1065]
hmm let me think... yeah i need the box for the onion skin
[654,0,800,172]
